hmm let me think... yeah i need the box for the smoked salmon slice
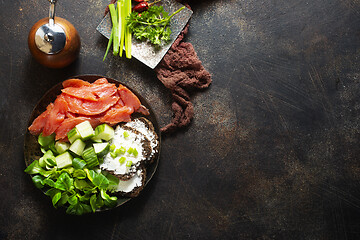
[28,78,147,141]
[117,84,141,112]
[63,92,119,116]
[93,78,109,85]
[42,95,68,136]
[28,103,54,135]
[100,97,132,124]
[61,82,117,101]
[62,79,91,88]
[100,106,133,124]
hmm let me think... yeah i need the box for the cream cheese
[100,125,145,175]
[125,119,158,159]
[114,170,143,193]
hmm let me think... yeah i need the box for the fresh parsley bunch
[127,5,185,46]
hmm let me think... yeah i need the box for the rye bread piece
[122,125,154,163]
[100,125,152,181]
[124,117,159,164]
[112,166,147,198]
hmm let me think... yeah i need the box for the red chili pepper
[132,0,161,13]
[133,0,147,2]
[132,2,148,12]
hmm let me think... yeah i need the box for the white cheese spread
[100,125,144,175]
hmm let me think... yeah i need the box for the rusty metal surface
[1,0,360,239]
[96,0,193,69]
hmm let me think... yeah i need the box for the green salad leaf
[25,160,44,175]
[32,175,45,189]
[52,192,62,207]
[25,122,121,215]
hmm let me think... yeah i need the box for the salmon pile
[28,78,149,141]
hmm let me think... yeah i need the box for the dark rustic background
[1,0,360,239]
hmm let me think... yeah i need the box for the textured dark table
[1,0,360,239]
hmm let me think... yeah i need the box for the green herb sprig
[127,5,185,46]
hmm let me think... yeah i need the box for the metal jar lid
[34,0,66,54]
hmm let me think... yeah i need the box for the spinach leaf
[32,175,45,189]
[57,192,69,207]
[92,173,109,189]
[74,179,92,190]
[68,194,79,206]
[52,192,62,207]
[24,160,44,175]
[43,178,56,188]
[77,192,91,203]
[45,188,60,198]
[89,194,97,213]
[66,203,82,215]
[85,169,109,189]
[55,172,74,191]
[102,171,119,190]
[81,203,92,214]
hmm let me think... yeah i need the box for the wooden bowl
[24,75,161,213]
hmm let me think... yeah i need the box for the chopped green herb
[110,152,117,158]
[127,147,133,155]
[110,144,116,152]
[115,146,126,155]
[127,5,185,46]
[119,156,126,164]
[132,148,138,157]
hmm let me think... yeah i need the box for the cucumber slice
[92,138,103,143]
[55,151,73,169]
[76,121,95,141]
[55,141,70,154]
[82,147,99,168]
[38,133,55,147]
[69,139,86,156]
[93,142,110,157]
[72,158,87,170]
[94,124,114,141]
[67,127,81,144]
